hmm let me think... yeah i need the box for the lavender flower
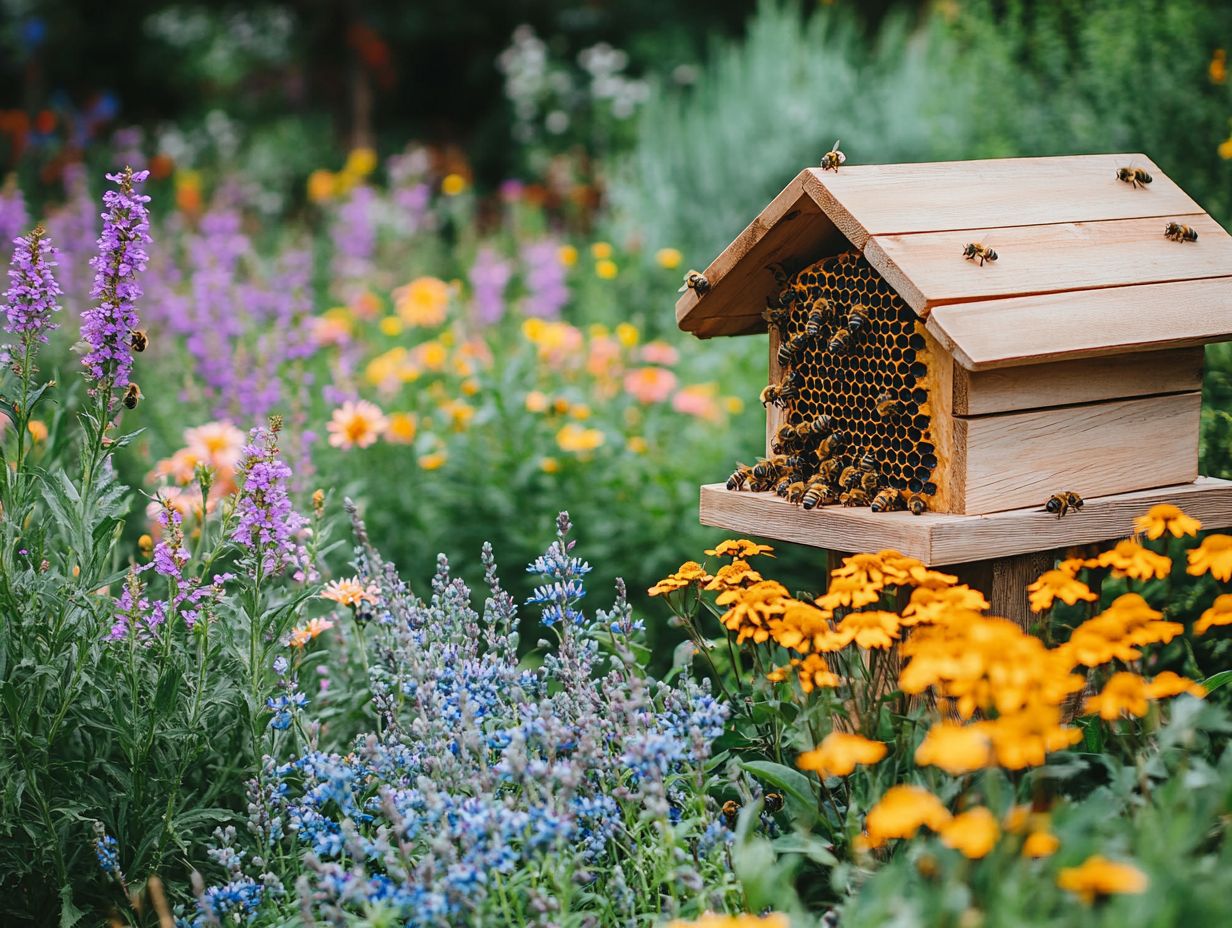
[231,421,307,575]
[332,184,376,284]
[468,246,513,325]
[2,224,61,370]
[525,511,591,627]
[92,822,123,882]
[0,177,29,260]
[520,238,569,319]
[80,167,152,402]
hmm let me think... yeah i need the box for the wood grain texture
[920,327,955,513]
[926,277,1232,370]
[800,153,1201,245]
[699,477,1232,565]
[955,392,1200,514]
[864,215,1232,315]
[953,348,1205,415]
[766,329,784,457]
[949,552,1056,629]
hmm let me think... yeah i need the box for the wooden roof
[675,153,1232,370]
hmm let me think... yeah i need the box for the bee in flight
[840,488,870,508]
[726,464,753,491]
[1044,490,1084,518]
[1164,222,1199,243]
[1116,165,1152,189]
[907,492,929,516]
[130,330,149,352]
[963,242,998,266]
[802,480,836,510]
[678,269,710,294]
[870,488,905,513]
[875,391,904,419]
[819,139,846,173]
[122,382,142,409]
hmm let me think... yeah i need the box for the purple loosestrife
[80,167,151,403]
[468,245,513,325]
[521,239,569,319]
[2,224,61,370]
[232,420,307,576]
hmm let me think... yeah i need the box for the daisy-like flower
[1083,672,1150,720]
[716,580,792,645]
[555,422,605,453]
[704,559,765,592]
[864,785,951,847]
[1195,593,1232,635]
[769,601,839,653]
[1145,671,1205,699]
[288,616,334,648]
[900,584,989,625]
[1026,569,1098,612]
[184,421,246,473]
[788,653,843,693]
[797,731,887,778]
[1057,855,1148,904]
[982,705,1082,769]
[1134,503,1201,539]
[1056,555,1090,577]
[648,561,714,597]
[834,610,901,649]
[1094,539,1171,581]
[705,539,775,559]
[815,574,883,610]
[667,913,790,928]
[914,722,994,775]
[320,577,380,607]
[394,276,450,327]
[1187,533,1232,581]
[327,400,388,449]
[623,366,677,403]
[939,807,999,859]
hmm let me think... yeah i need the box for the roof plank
[864,214,1231,314]
[926,277,1232,370]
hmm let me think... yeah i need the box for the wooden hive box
[678,153,1232,563]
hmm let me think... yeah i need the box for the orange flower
[797,732,887,778]
[790,653,843,693]
[394,276,451,327]
[939,807,999,859]
[716,580,793,645]
[288,616,335,648]
[1027,570,1098,612]
[320,577,380,607]
[704,559,764,591]
[1084,672,1150,720]
[648,561,714,596]
[1022,830,1060,858]
[623,366,678,403]
[1195,593,1232,635]
[982,706,1081,769]
[834,610,901,649]
[1144,671,1205,700]
[815,575,883,610]
[768,601,836,653]
[1057,855,1148,904]
[1187,534,1232,581]
[705,539,775,559]
[667,913,790,928]
[914,722,994,775]
[1094,539,1171,581]
[864,785,951,846]
[1134,503,1201,539]
[327,400,388,450]
[900,584,989,625]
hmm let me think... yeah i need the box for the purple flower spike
[2,224,62,368]
[231,421,307,576]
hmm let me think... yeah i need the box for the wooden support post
[946,550,1056,630]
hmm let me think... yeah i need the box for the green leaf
[1201,670,1232,694]
[770,831,839,867]
[58,884,83,928]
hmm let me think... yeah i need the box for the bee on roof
[1164,222,1198,243]
[962,242,998,266]
[819,140,846,173]
[678,269,710,293]
[1116,165,1152,189]
[1044,491,1084,518]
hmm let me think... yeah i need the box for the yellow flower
[655,247,683,269]
[1022,830,1060,858]
[441,173,468,196]
[343,147,377,177]
[1134,503,1201,539]
[914,722,994,775]
[138,534,153,558]
[1145,670,1205,699]
[556,423,605,454]
[524,390,550,413]
[26,420,48,442]
[797,732,887,778]
[558,244,578,267]
[983,706,1082,769]
[790,653,843,692]
[627,436,648,454]
[616,322,639,348]
[939,807,999,859]
[415,340,448,371]
[1084,672,1150,720]
[320,577,379,607]
[418,451,447,471]
[395,277,451,327]
[379,315,403,336]
[706,539,775,559]
[539,456,560,474]
[1220,137,1232,161]
[901,584,989,625]
[385,412,417,445]
[1058,855,1148,905]
[816,575,882,611]
[769,601,837,653]
[1187,534,1232,581]
[1027,570,1098,612]
[722,395,745,415]
[595,258,618,279]
[864,785,951,846]
[648,561,714,596]
[1095,539,1171,581]
[326,400,388,450]
[307,169,336,203]
[716,580,792,644]
[704,559,764,592]
[569,403,591,420]
[1056,556,1089,577]
[667,913,790,928]
[590,241,613,259]
[1195,593,1232,635]
[834,610,901,649]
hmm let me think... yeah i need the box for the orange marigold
[704,559,763,592]
[1134,503,1201,540]
[1187,534,1232,581]
[705,539,775,559]
[1195,593,1232,635]
[864,785,951,846]
[939,807,999,859]
[797,731,887,778]
[1057,855,1148,904]
[834,610,901,649]
[1027,569,1098,612]
[914,722,995,775]
[1095,539,1171,581]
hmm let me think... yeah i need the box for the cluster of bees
[725,251,938,516]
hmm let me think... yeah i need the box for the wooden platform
[699,477,1232,565]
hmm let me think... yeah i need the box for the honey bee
[1164,222,1199,243]
[819,139,846,173]
[777,334,810,368]
[753,456,788,483]
[802,480,836,510]
[828,327,854,355]
[839,464,861,490]
[785,481,808,505]
[870,488,905,513]
[875,391,904,419]
[130,330,149,352]
[678,269,710,293]
[763,792,784,814]
[860,470,882,493]
[814,458,842,484]
[962,242,998,266]
[1116,166,1152,189]
[1044,490,1084,518]
[774,476,794,497]
[762,303,791,337]
[797,415,834,441]
[858,449,877,472]
[907,492,929,516]
[760,371,802,407]
[845,306,869,335]
[804,305,829,338]
[726,464,753,491]
[721,799,741,829]
[122,382,141,409]
[816,431,847,460]
[771,424,802,455]
[840,488,870,507]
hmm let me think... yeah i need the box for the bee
[762,303,791,337]
[1116,166,1152,189]
[801,480,835,510]
[828,326,856,355]
[797,415,834,441]
[721,799,741,829]
[763,792,784,814]
[774,476,794,497]
[845,306,869,335]
[122,382,141,409]
[907,492,929,516]
[875,391,904,419]
[753,456,788,483]
[962,242,998,266]
[1164,222,1199,243]
[871,488,905,513]
[814,458,842,484]
[777,287,799,309]
[838,464,861,490]
[726,464,753,491]
[678,269,710,294]
[1044,490,1084,519]
[771,424,802,455]
[816,431,847,460]
[840,488,870,507]
[860,470,882,493]
[804,305,829,338]
[130,330,149,352]
[819,139,846,173]
[785,481,808,505]
[777,334,810,369]
[760,371,802,407]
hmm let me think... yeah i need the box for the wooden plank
[800,153,1202,247]
[864,214,1232,315]
[955,392,1200,515]
[926,277,1232,370]
[920,327,955,514]
[765,330,784,458]
[699,477,1232,565]
[949,552,1057,629]
[953,347,1204,415]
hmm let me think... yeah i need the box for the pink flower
[587,335,623,378]
[672,383,722,421]
[639,341,680,366]
[624,366,678,404]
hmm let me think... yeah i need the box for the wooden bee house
[679,153,1232,575]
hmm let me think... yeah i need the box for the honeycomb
[735,251,937,510]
